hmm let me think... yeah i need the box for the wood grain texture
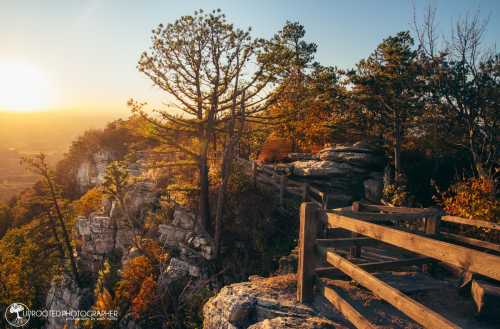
[326,211,500,281]
[326,250,461,329]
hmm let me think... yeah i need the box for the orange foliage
[440,177,499,222]
[131,275,157,319]
[116,256,154,302]
[257,137,292,163]
[73,187,104,217]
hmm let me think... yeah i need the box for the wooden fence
[236,157,330,209]
[297,201,500,329]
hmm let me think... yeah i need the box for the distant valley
[0,110,124,202]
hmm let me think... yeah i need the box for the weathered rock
[287,153,316,162]
[159,206,215,260]
[319,151,384,169]
[160,257,201,285]
[248,316,339,329]
[76,149,115,191]
[363,178,383,203]
[172,207,196,230]
[44,275,93,329]
[203,275,344,329]
[292,160,366,177]
[125,181,158,218]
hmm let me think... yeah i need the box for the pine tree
[21,153,81,285]
[130,9,274,236]
[349,31,423,185]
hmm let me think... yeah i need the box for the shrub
[74,187,104,217]
[440,176,499,222]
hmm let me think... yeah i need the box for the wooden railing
[236,157,330,208]
[297,202,500,329]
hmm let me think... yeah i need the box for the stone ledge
[203,275,346,329]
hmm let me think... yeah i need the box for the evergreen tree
[349,31,423,185]
[21,153,81,284]
[130,9,274,236]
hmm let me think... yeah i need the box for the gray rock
[248,316,340,329]
[364,178,384,203]
[173,207,195,230]
[203,275,344,329]
[318,151,385,168]
[76,149,114,192]
[292,160,366,177]
[44,275,92,329]
[161,257,201,286]
[287,153,315,161]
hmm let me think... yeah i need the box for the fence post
[279,175,287,207]
[424,213,441,236]
[350,201,362,258]
[302,183,309,202]
[422,212,441,272]
[297,202,319,303]
[251,161,257,188]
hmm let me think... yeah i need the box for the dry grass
[250,274,297,293]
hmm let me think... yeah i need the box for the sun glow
[0,61,56,112]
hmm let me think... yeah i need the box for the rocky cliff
[45,154,215,329]
[76,149,115,191]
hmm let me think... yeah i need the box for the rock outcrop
[203,275,346,329]
[44,275,93,329]
[159,205,215,261]
[284,141,386,206]
[76,149,115,191]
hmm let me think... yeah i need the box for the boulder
[287,153,316,162]
[292,160,366,177]
[317,142,385,170]
[318,151,385,169]
[172,206,196,230]
[159,206,215,260]
[44,275,93,329]
[363,178,383,203]
[162,257,201,284]
[203,275,345,329]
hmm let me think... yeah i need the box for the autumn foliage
[440,177,499,222]
[257,137,292,163]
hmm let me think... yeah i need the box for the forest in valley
[0,5,498,329]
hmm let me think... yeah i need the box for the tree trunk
[214,87,245,256]
[198,141,211,233]
[214,148,231,256]
[394,110,402,186]
[468,129,488,178]
[45,209,66,260]
[46,178,80,285]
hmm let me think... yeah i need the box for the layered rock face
[159,206,215,261]
[76,150,115,191]
[203,275,346,329]
[44,275,93,329]
[47,162,215,329]
[268,141,386,206]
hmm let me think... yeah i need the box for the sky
[0,0,499,114]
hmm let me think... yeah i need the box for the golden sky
[1,0,498,114]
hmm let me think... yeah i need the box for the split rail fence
[297,201,500,329]
[236,157,330,209]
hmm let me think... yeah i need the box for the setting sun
[0,61,56,112]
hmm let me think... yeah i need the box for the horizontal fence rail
[236,157,329,208]
[296,201,500,329]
